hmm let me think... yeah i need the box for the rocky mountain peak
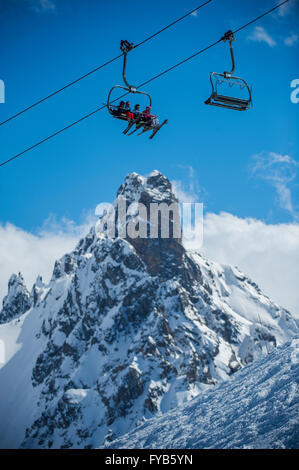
[0,272,31,324]
[112,171,182,275]
[8,272,24,288]
[116,170,175,206]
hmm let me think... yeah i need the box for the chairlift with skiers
[107,40,168,139]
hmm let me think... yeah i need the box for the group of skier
[114,101,160,129]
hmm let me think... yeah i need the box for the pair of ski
[123,119,168,140]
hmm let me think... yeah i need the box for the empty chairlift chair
[205,30,252,111]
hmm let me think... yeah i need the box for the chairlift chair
[205,31,252,111]
[107,40,167,139]
[107,40,152,119]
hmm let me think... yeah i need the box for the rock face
[115,171,183,276]
[0,273,31,324]
[0,170,298,449]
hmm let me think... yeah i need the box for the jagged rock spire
[115,171,183,276]
[30,275,44,307]
[117,170,176,205]
[0,273,31,324]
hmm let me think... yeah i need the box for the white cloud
[251,152,298,219]
[196,212,299,318]
[248,26,276,47]
[0,214,94,305]
[172,180,196,203]
[172,176,299,318]
[276,0,298,17]
[171,165,205,203]
[284,33,298,46]
[191,11,198,17]
[26,0,56,13]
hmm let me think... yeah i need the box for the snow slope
[105,339,299,449]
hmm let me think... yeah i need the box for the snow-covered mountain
[104,339,299,449]
[0,170,298,449]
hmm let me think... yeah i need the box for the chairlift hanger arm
[105,40,152,108]
[222,30,235,77]
[120,40,137,92]
[122,53,137,92]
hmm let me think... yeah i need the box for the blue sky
[0,0,299,316]
[0,0,298,230]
